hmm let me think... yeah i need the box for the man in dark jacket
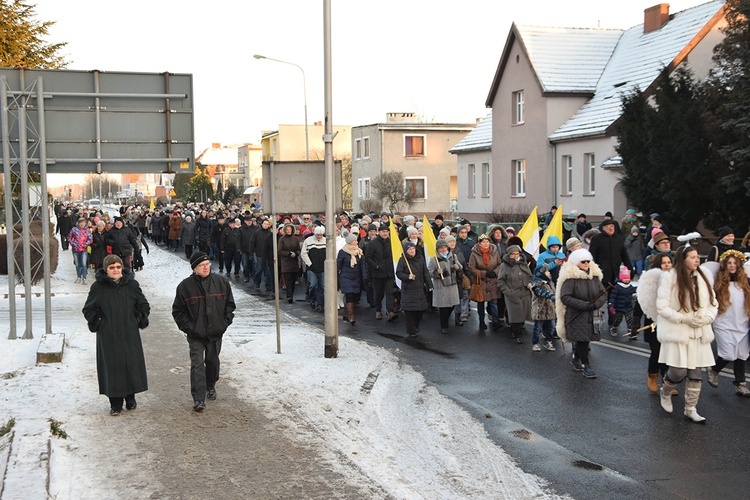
[210,214,227,272]
[239,217,256,282]
[250,218,274,292]
[365,225,397,321]
[105,217,138,270]
[588,219,632,326]
[172,251,236,412]
[57,209,75,250]
[220,218,242,278]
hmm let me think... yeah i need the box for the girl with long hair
[706,250,750,396]
[656,246,717,423]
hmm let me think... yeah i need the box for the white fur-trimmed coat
[655,268,717,368]
[555,261,606,342]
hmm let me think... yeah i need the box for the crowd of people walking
[60,199,750,423]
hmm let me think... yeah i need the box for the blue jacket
[538,235,565,272]
[609,281,636,313]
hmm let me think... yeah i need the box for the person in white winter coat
[656,245,718,423]
[705,250,750,397]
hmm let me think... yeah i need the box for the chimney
[644,4,669,33]
[386,112,416,123]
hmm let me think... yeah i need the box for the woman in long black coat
[82,254,150,415]
[337,232,367,325]
[396,241,433,339]
[555,248,607,379]
[89,220,109,270]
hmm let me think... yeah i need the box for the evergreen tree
[0,1,68,68]
[222,183,239,205]
[617,67,713,233]
[703,0,750,233]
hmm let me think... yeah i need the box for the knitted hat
[507,245,522,255]
[367,223,378,231]
[439,227,451,237]
[600,219,616,228]
[103,254,123,269]
[403,241,416,251]
[477,233,489,242]
[578,213,587,219]
[345,233,358,244]
[619,265,631,281]
[445,235,456,243]
[189,251,210,269]
[506,227,516,236]
[566,237,581,251]
[604,211,613,218]
[114,216,124,224]
[718,226,734,239]
[568,248,593,266]
[314,226,325,235]
[436,239,448,250]
[434,214,444,221]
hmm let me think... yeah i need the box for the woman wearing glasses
[82,254,151,416]
[556,248,607,379]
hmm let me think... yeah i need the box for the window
[513,159,526,196]
[354,139,361,160]
[405,177,426,199]
[362,137,370,158]
[584,153,595,194]
[404,134,426,157]
[363,178,370,198]
[357,177,371,199]
[481,162,490,197]
[512,90,524,124]
[468,164,476,198]
[562,155,572,195]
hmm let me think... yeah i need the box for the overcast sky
[34,0,712,154]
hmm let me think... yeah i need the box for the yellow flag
[421,215,437,258]
[517,206,541,259]
[149,197,155,210]
[540,205,563,249]
[389,217,403,264]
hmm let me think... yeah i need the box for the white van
[86,199,101,210]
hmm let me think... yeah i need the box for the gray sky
[35,0,711,154]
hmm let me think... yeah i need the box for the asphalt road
[234,272,750,500]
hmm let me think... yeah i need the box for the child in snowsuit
[609,265,637,338]
[531,264,557,351]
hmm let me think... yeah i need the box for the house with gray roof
[450,111,493,216]
[479,1,726,222]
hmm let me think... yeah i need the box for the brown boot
[346,303,356,325]
[647,373,658,393]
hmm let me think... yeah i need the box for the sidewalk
[0,242,556,499]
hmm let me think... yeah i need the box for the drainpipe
[549,140,557,206]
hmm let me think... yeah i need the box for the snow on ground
[0,235,560,498]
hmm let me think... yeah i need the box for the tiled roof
[450,112,492,153]
[549,0,725,142]
[517,26,622,94]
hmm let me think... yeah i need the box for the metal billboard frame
[1,67,194,340]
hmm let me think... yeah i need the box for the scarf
[479,244,491,266]
[342,243,362,268]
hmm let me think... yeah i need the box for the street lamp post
[253,54,309,161]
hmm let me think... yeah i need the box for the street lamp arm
[253,53,309,161]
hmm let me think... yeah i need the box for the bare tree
[371,171,414,214]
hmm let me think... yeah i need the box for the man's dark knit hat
[190,251,210,270]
